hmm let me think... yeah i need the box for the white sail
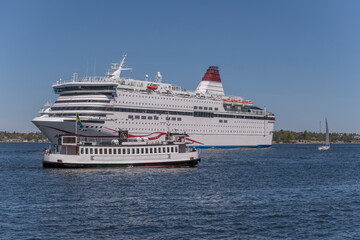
[325,118,329,146]
[318,117,330,151]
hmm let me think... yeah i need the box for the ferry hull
[43,159,200,168]
[43,150,200,169]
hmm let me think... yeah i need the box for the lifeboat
[147,84,158,91]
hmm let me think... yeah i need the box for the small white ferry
[44,131,200,168]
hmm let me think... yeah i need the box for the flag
[76,113,83,127]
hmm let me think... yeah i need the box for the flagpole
[75,113,78,135]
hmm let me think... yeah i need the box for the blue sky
[1,0,360,133]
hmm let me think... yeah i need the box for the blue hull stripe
[195,145,272,149]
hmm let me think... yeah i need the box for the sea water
[1,143,360,239]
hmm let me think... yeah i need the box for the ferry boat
[44,131,200,168]
[33,55,275,148]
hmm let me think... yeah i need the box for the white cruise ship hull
[33,115,274,148]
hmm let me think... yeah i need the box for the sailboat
[318,117,330,151]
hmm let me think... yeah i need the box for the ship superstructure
[33,55,275,148]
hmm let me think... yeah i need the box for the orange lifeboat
[147,84,158,91]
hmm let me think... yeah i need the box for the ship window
[81,148,84,154]
[146,148,149,154]
[132,148,135,154]
[123,149,126,154]
[163,147,166,153]
[109,149,112,154]
[194,106,198,109]
[150,148,153,153]
[113,149,116,155]
[85,148,88,154]
[171,147,174,152]
[204,107,208,110]
[209,107,213,110]
[100,148,103,154]
[104,149,107,154]
[219,120,223,123]
[126,149,130,154]
[141,148,144,154]
[135,116,140,119]
[95,148,98,154]
[141,116,146,119]
[224,120,228,123]
[175,147,178,152]
[154,148,157,153]
[158,147,161,153]
[199,107,203,110]
[215,108,218,111]
[90,148,93,154]
[128,115,134,119]
[136,148,140,154]
[171,117,176,121]
[148,116,153,120]
[154,116,159,120]
[177,118,181,121]
[118,149,121,154]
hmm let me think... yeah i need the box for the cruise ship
[32,55,275,148]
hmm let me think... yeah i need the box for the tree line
[0,131,47,142]
[273,130,357,143]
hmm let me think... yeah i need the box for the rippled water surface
[1,143,360,239]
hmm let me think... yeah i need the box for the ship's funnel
[195,66,224,95]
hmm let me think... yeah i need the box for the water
[1,143,360,239]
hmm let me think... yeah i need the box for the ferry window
[209,107,213,110]
[204,107,208,110]
[215,108,218,111]
[171,117,176,121]
[150,148,153,153]
[146,148,149,154]
[171,147,174,152]
[123,149,126,154]
[136,148,140,154]
[194,106,198,109]
[177,118,181,121]
[113,149,116,155]
[154,116,159,120]
[199,107,203,110]
[219,120,223,123]
[127,149,130,154]
[109,149,112,154]
[163,147,166,153]
[90,148,93,154]
[85,148,88,154]
[132,148,135,154]
[118,149,121,154]
[104,149,107,154]
[158,147,161,153]
[175,147,178,152]
[135,116,140,119]
[141,148,144,154]
[148,116,153,120]
[81,148,84,154]
[95,148,98,154]
[100,148,103,154]
[224,120,228,123]
[128,115,134,119]
[167,147,170,152]
[166,117,170,120]
[154,148,157,153]
[141,116,146,119]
